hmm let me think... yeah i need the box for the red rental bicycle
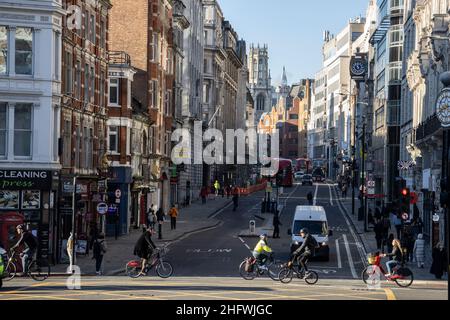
[362,252,414,288]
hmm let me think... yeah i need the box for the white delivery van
[288,206,332,261]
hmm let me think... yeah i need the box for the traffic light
[400,188,411,217]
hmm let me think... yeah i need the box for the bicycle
[126,246,173,279]
[278,260,319,285]
[239,253,284,281]
[362,252,414,288]
[4,248,50,281]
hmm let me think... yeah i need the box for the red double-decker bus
[295,158,312,174]
[275,158,294,187]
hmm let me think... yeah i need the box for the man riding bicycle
[134,228,157,276]
[253,234,273,270]
[290,228,316,273]
[11,224,38,274]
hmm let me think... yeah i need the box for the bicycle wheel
[3,261,17,281]
[239,260,257,280]
[278,267,293,284]
[125,261,142,278]
[394,268,414,288]
[304,271,319,285]
[28,260,50,281]
[156,261,173,279]
[267,261,283,281]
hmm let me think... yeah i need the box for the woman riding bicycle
[134,228,157,276]
[253,234,273,269]
[381,238,404,277]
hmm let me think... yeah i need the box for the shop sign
[97,202,108,215]
[0,170,52,190]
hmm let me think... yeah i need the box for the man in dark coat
[156,207,165,239]
[134,228,157,276]
[430,243,447,279]
[272,213,282,239]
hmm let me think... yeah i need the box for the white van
[288,206,332,261]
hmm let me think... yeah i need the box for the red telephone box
[0,212,24,250]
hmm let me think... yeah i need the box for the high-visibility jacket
[253,240,272,254]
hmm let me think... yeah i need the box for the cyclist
[290,228,316,274]
[381,238,404,277]
[133,227,157,276]
[252,234,273,270]
[11,224,38,274]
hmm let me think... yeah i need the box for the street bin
[249,220,256,235]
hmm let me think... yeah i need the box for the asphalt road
[0,182,447,300]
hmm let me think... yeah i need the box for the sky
[219,0,369,85]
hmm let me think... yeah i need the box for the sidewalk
[52,196,232,276]
[334,184,448,282]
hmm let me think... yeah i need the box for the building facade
[0,0,64,263]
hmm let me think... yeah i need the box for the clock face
[436,88,450,127]
[351,61,366,76]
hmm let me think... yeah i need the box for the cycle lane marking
[343,234,358,279]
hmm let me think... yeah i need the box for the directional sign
[115,189,121,198]
[96,202,108,215]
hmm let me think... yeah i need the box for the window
[54,32,60,80]
[152,80,158,108]
[152,33,159,63]
[100,71,105,107]
[289,114,299,120]
[257,94,265,111]
[0,26,7,74]
[65,52,72,94]
[0,103,7,157]
[164,91,170,115]
[375,107,385,130]
[62,119,71,167]
[100,21,105,48]
[90,14,95,44]
[109,78,119,105]
[75,60,81,98]
[75,126,80,168]
[15,27,33,75]
[90,66,95,103]
[14,103,33,157]
[83,126,89,168]
[204,59,208,73]
[84,64,89,102]
[109,126,118,152]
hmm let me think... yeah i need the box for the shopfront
[0,169,59,264]
[106,167,132,236]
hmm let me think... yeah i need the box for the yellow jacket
[253,240,272,254]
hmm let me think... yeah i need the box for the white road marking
[343,234,358,279]
[208,202,234,219]
[244,244,251,251]
[238,237,245,244]
[336,239,342,269]
[313,183,319,206]
[328,184,334,206]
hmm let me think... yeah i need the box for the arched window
[142,130,147,156]
[257,94,265,111]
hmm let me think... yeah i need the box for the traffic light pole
[361,121,367,232]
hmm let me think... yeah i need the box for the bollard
[249,220,256,235]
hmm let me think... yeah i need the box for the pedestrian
[341,184,347,199]
[368,209,375,228]
[405,231,415,263]
[88,222,99,255]
[156,207,165,239]
[200,186,208,204]
[214,180,220,198]
[375,202,382,220]
[147,204,154,229]
[386,234,395,259]
[381,216,391,253]
[306,191,313,205]
[169,204,178,230]
[374,219,384,250]
[226,185,231,199]
[114,210,120,240]
[430,243,447,279]
[93,233,107,276]
[413,234,425,268]
[272,212,282,239]
[232,187,239,212]
[392,211,402,239]
[411,212,424,237]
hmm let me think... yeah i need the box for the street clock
[350,54,368,81]
[351,61,366,76]
[436,87,450,128]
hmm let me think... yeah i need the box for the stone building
[0,0,64,263]
[248,44,272,127]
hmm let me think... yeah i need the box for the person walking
[169,204,178,230]
[430,243,447,279]
[413,234,425,268]
[147,205,155,229]
[93,233,107,276]
[374,219,384,250]
[272,212,282,239]
[341,184,347,199]
[88,223,99,256]
[214,180,220,198]
[306,191,313,205]
[156,207,165,239]
[392,210,402,239]
[200,187,208,204]
[381,216,391,253]
[232,187,239,212]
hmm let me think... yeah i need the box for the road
[0,182,447,300]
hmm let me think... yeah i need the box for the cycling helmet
[259,234,268,240]
[300,228,309,234]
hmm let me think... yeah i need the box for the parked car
[288,206,333,261]
[301,174,313,186]
[294,171,304,181]
[312,168,325,182]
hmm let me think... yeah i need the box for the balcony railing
[415,113,442,142]
[108,51,131,66]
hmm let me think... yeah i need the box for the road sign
[96,202,108,215]
[402,212,409,221]
[115,189,121,199]
[367,180,375,188]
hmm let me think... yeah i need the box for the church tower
[248,44,272,127]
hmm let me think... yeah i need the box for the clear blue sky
[219,0,369,85]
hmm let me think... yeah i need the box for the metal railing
[108,51,131,66]
[415,113,441,142]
